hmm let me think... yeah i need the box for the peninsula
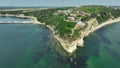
[0,5,120,53]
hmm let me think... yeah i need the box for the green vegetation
[0,6,120,39]
[24,9,76,39]
[96,12,111,23]
[80,6,120,24]
[111,9,120,18]
[77,5,112,14]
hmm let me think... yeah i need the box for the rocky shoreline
[34,17,120,53]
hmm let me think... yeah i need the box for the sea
[0,16,120,68]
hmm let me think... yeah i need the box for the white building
[77,20,85,26]
[68,16,75,21]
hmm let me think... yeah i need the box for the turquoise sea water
[86,23,120,68]
[74,22,120,68]
[0,17,120,68]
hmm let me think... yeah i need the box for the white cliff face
[50,18,99,53]
[54,35,84,53]
[36,16,120,54]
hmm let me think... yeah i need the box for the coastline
[36,17,120,53]
[32,16,120,53]
[1,14,120,53]
[30,16,120,53]
[88,17,120,34]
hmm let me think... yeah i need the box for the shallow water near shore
[0,17,120,68]
[74,22,120,68]
[0,24,69,68]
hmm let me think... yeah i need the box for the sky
[0,0,120,7]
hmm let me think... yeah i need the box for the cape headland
[0,5,120,53]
